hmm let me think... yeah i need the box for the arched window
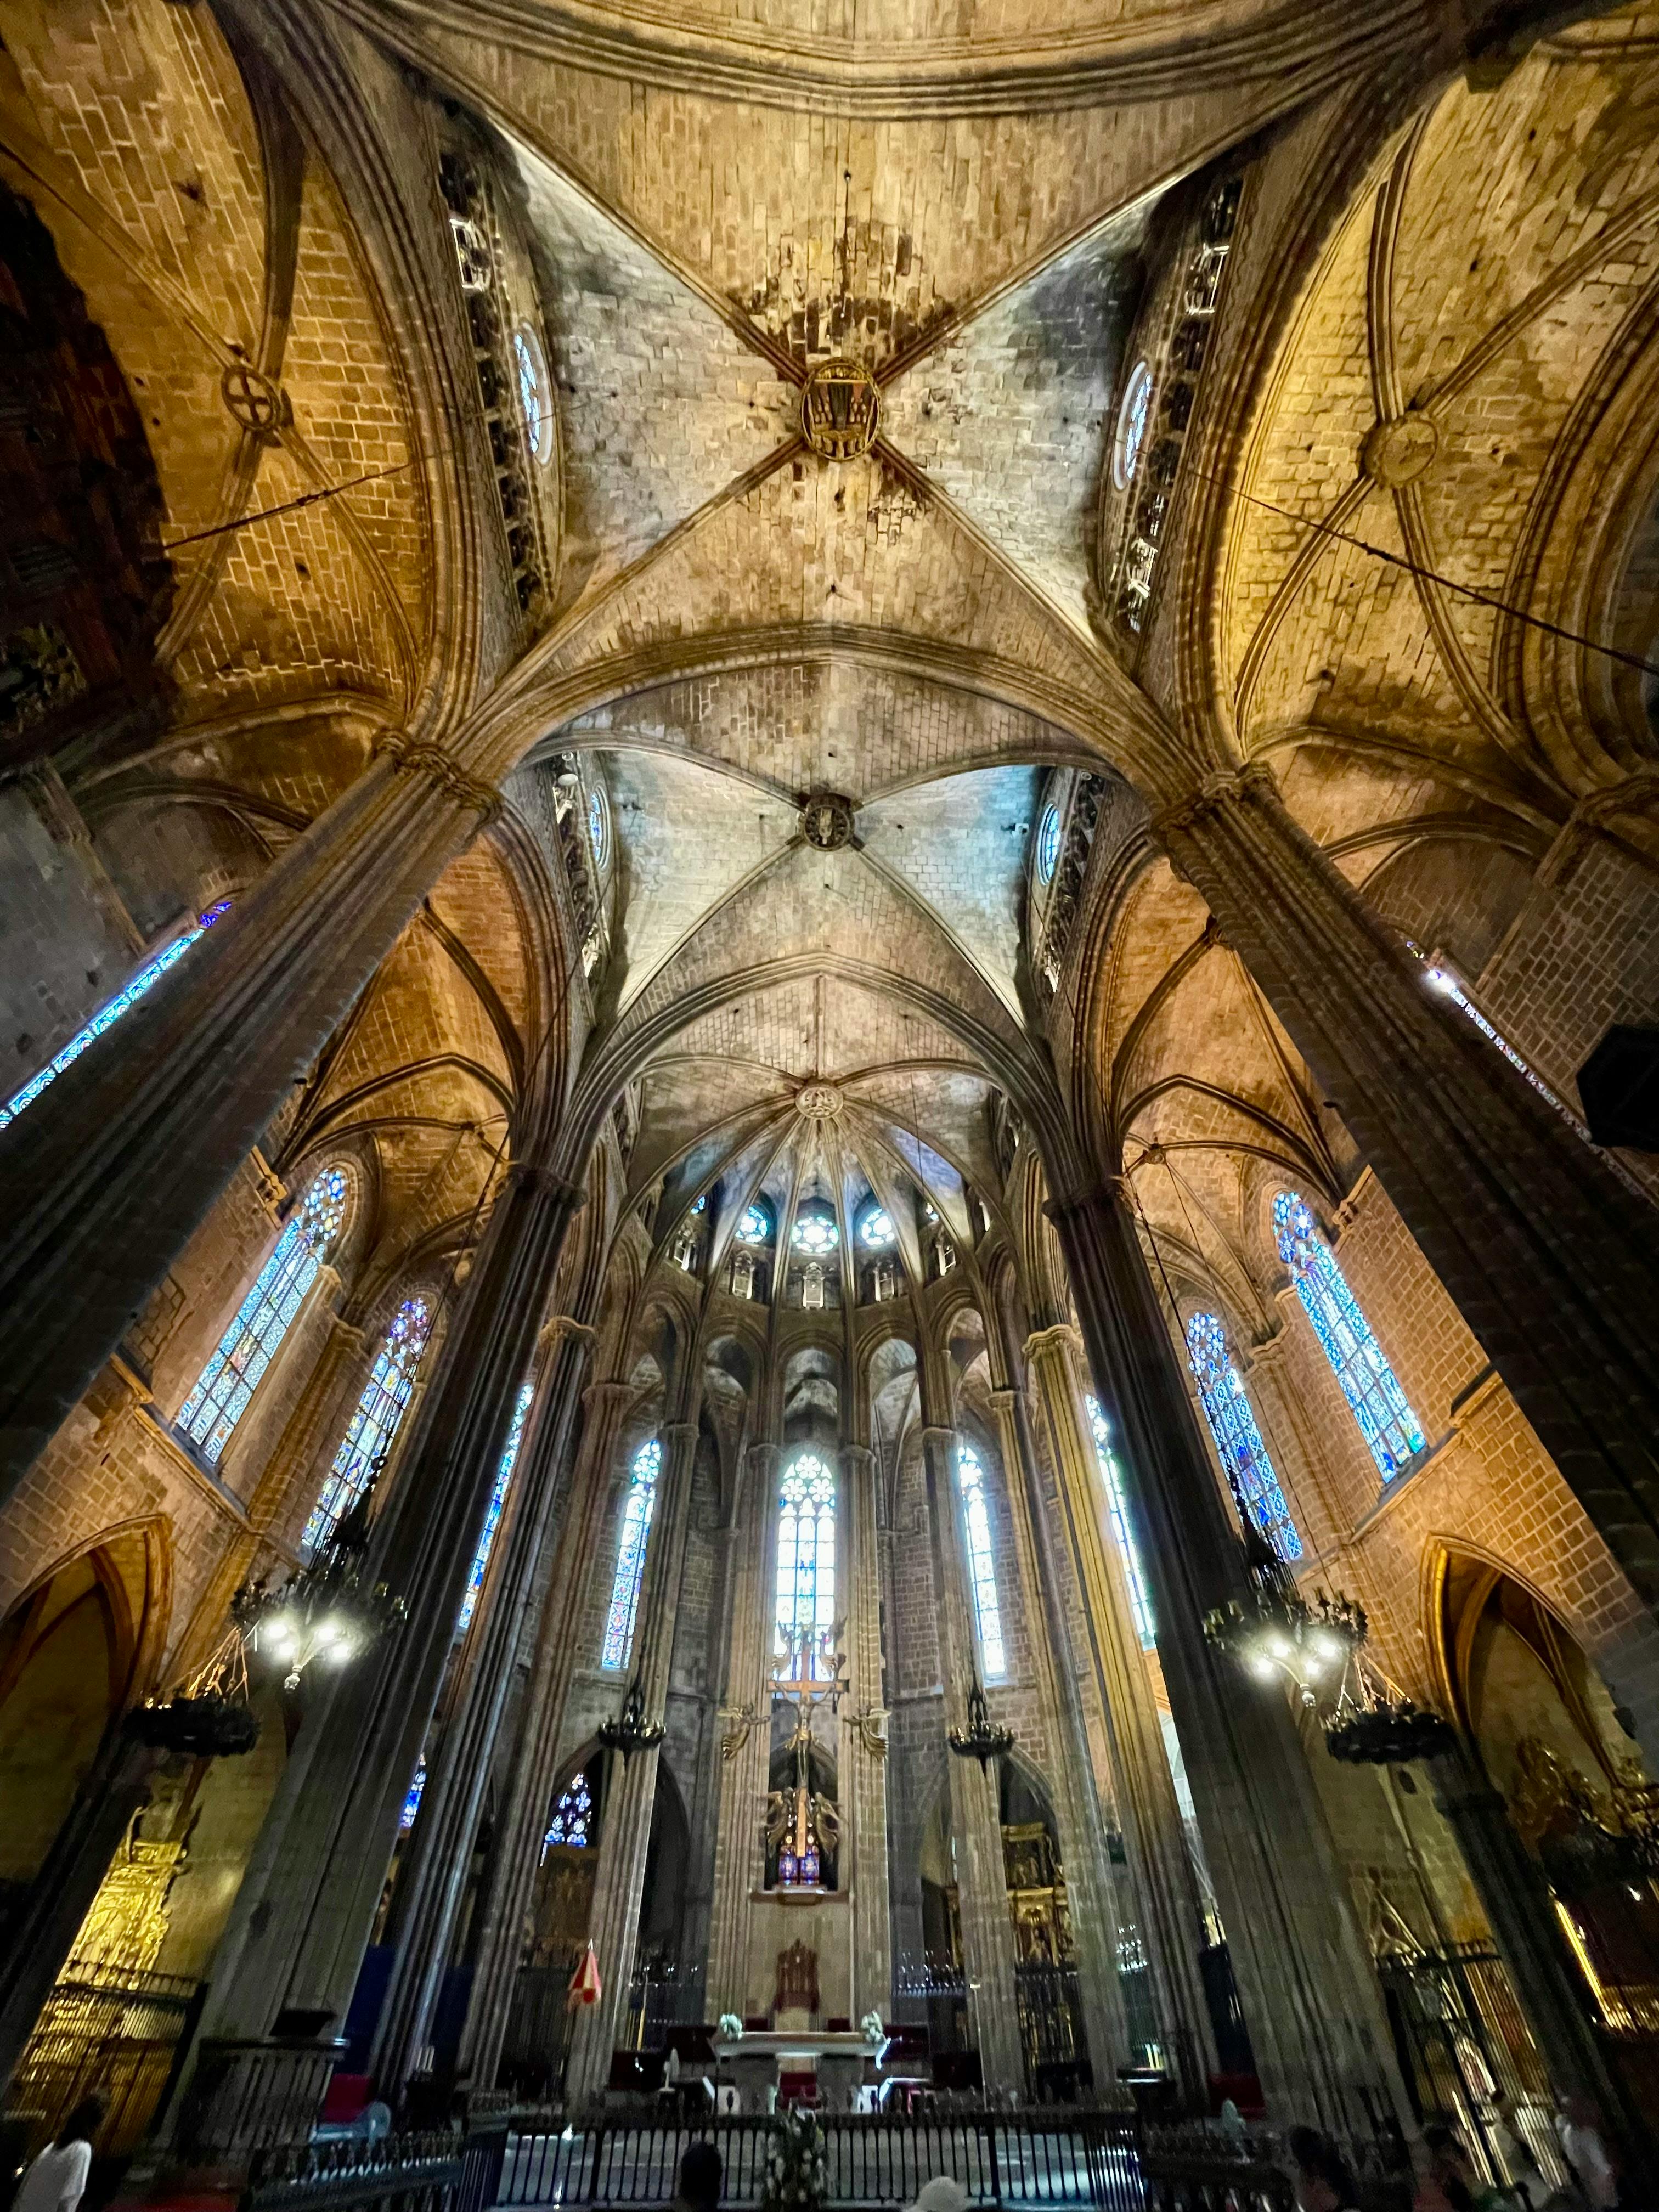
[1184,1313,1302,1562]
[544,1770,594,1854]
[1112,360,1154,489]
[736,1200,772,1245]
[0,900,231,1133]
[303,1294,432,1556]
[602,1435,661,1670]
[1085,1394,1155,1650]
[858,1201,896,1248]
[955,1442,1006,1681]
[775,1453,836,1671]
[514,325,554,465]
[1273,1192,1424,1479]
[1036,803,1061,884]
[400,1756,426,1832]
[457,1380,534,1637]
[177,1165,349,1463]
[587,783,610,869]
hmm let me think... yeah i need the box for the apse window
[775,1452,837,1666]
[1036,803,1061,884]
[514,325,554,464]
[792,1205,838,1256]
[1184,1312,1302,1561]
[177,1163,350,1464]
[602,1435,661,1669]
[588,783,610,871]
[457,1379,535,1637]
[304,1294,433,1555]
[736,1201,773,1245]
[0,899,230,1135]
[1113,360,1154,490]
[544,1770,594,1854]
[1086,1393,1156,1650]
[955,1443,1007,1681]
[859,1202,896,1249]
[1273,1192,1424,1480]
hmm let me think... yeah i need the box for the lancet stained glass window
[457,1380,535,1637]
[1184,1312,1302,1561]
[544,1770,594,1855]
[400,1756,427,1832]
[303,1294,432,1555]
[0,900,230,1135]
[1273,1192,1424,1479]
[1086,1393,1156,1650]
[955,1443,1006,1681]
[775,1453,836,1670]
[177,1166,349,1463]
[602,1436,661,1669]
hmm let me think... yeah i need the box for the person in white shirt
[14,2100,103,2212]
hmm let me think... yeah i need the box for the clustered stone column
[704,1441,778,2024]
[177,1159,584,2145]
[984,1378,1137,2092]
[371,1313,596,2091]
[1158,761,1659,1616]
[917,1421,1024,2095]
[564,1417,702,2104]
[839,1440,893,2029]
[458,1376,636,2089]
[0,739,500,1503]
[1021,1322,1216,2102]
[1046,1183,1410,2141]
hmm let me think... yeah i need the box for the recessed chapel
[3,0,1659,2202]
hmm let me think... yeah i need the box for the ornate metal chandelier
[232,1492,405,1694]
[948,1677,1015,1771]
[597,1674,666,1763]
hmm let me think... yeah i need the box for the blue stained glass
[178,1166,349,1463]
[1085,1394,1156,1650]
[793,1207,837,1254]
[736,1203,772,1245]
[1184,1312,1302,1561]
[602,1436,661,1669]
[1273,1192,1424,1480]
[400,1756,427,1832]
[955,1443,1006,1681]
[774,1453,836,1669]
[544,1770,594,1854]
[1036,805,1061,884]
[860,1204,896,1248]
[0,901,230,1135]
[456,1380,535,1637]
[303,1294,432,1554]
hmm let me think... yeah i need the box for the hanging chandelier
[598,1675,666,1763]
[948,1677,1015,1771]
[232,1491,405,1693]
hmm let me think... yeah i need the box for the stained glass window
[792,1206,838,1255]
[177,1166,349,1464]
[1085,1394,1155,1650]
[602,1436,660,1669]
[736,1202,772,1245]
[588,783,609,868]
[955,1443,1006,1681]
[543,1770,594,1855]
[859,1203,896,1248]
[1273,1192,1424,1479]
[1113,361,1154,489]
[456,1380,534,1638]
[775,1453,836,1670]
[1184,1312,1302,1562]
[303,1295,432,1555]
[514,326,554,464]
[400,1756,426,1832]
[0,900,231,1135]
[1036,804,1061,884]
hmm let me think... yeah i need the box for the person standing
[13,2101,103,2212]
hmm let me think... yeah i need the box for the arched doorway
[501,1754,606,2097]
[1000,1762,1091,2101]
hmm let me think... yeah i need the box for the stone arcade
[3,0,1659,2202]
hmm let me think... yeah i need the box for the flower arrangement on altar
[716,2013,744,2041]
[761,2107,827,2212]
[859,2010,884,2046]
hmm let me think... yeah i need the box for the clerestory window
[1273,1192,1424,1479]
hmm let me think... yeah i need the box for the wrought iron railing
[245,2124,508,2212]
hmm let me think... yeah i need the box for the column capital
[539,1313,596,1353]
[1042,1182,1131,1227]
[661,1419,700,1444]
[987,1385,1023,1412]
[581,1378,634,1412]
[374,730,503,823]
[839,1442,876,1471]
[506,1163,588,1207]
[1024,1321,1084,1365]
[1147,758,1278,845]
[920,1424,957,1449]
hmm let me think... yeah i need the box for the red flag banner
[567,1940,602,2009]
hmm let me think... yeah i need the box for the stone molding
[374,730,503,822]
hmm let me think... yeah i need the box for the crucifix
[765,1622,848,1887]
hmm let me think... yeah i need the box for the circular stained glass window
[1036,803,1061,884]
[792,1207,838,1256]
[736,1203,772,1245]
[860,1204,896,1249]
[588,785,609,870]
[1113,360,1153,490]
[514,326,554,465]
